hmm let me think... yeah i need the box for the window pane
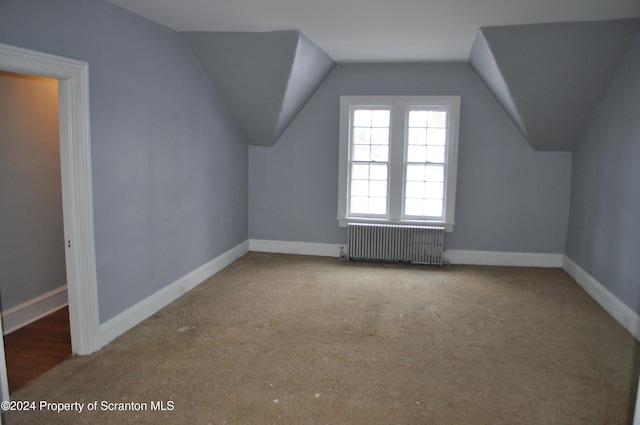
[370,164,387,180]
[351,163,369,179]
[369,180,387,197]
[408,128,426,145]
[426,146,445,163]
[425,165,444,182]
[371,110,390,127]
[351,180,369,197]
[407,146,426,162]
[427,128,446,145]
[348,154,388,216]
[340,96,458,223]
[369,197,387,214]
[371,145,389,162]
[403,160,445,218]
[424,199,443,217]
[403,108,449,219]
[352,145,370,161]
[408,110,428,127]
[405,198,423,216]
[353,110,371,127]
[428,110,447,127]
[405,181,425,198]
[353,128,371,144]
[350,197,368,214]
[425,182,444,199]
[371,128,389,145]
[406,164,425,181]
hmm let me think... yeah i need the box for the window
[337,96,460,230]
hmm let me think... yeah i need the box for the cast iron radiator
[347,223,445,265]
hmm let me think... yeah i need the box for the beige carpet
[6,252,639,424]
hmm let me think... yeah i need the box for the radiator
[347,223,445,265]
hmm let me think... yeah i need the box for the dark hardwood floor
[4,307,72,393]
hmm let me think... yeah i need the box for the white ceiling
[108,0,640,62]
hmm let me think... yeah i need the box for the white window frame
[337,95,460,231]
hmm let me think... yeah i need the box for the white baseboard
[2,285,68,335]
[444,250,564,268]
[249,240,564,268]
[248,240,565,268]
[249,243,640,341]
[249,239,343,257]
[96,237,639,350]
[99,241,249,348]
[562,256,640,340]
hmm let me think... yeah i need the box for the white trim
[634,374,640,425]
[444,250,564,268]
[0,331,5,409]
[57,57,101,356]
[562,256,640,340]
[249,239,342,257]
[248,241,565,267]
[99,241,249,348]
[338,217,454,232]
[1,286,69,335]
[337,96,460,229]
[0,43,100,405]
[0,43,100,356]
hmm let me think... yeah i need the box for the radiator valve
[338,246,348,261]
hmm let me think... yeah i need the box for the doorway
[0,42,101,404]
[0,70,72,393]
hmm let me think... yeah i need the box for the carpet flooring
[5,252,639,424]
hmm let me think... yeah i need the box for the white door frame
[0,43,100,401]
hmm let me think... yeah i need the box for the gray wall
[0,0,248,323]
[566,33,640,314]
[249,63,572,253]
[0,71,65,311]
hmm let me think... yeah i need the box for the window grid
[404,108,448,219]
[338,96,460,230]
[348,108,390,216]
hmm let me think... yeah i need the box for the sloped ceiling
[109,2,640,149]
[109,0,640,62]
[182,30,335,147]
[469,19,640,151]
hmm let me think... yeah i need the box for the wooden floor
[4,307,72,393]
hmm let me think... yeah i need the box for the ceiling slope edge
[181,30,336,147]
[469,18,640,151]
[468,31,532,142]
[275,32,336,142]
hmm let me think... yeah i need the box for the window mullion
[387,105,406,221]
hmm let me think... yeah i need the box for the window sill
[338,217,453,232]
